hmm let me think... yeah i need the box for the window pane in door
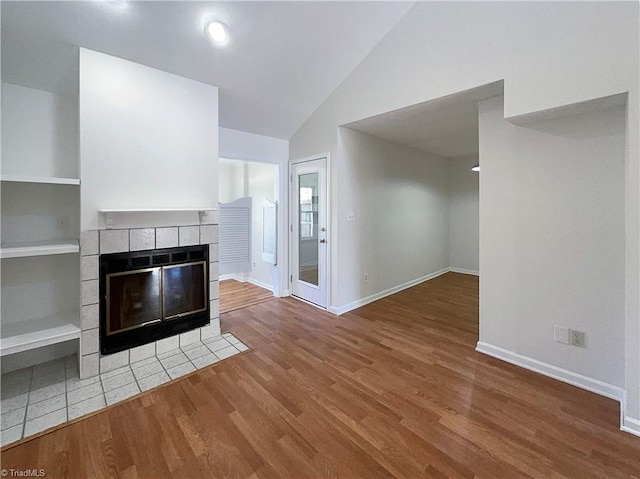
[299,173,319,286]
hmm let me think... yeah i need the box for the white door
[291,158,328,308]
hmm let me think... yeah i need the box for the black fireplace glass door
[162,261,207,319]
[106,268,162,335]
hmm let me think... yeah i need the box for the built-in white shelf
[0,174,80,185]
[0,312,81,356]
[0,240,80,259]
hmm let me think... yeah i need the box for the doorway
[290,157,328,308]
[218,158,279,313]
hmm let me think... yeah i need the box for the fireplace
[99,245,209,355]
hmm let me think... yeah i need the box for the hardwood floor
[2,273,638,478]
[219,279,274,314]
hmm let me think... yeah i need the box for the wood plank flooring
[2,273,638,478]
[219,279,274,314]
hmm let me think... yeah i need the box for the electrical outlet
[347,213,355,222]
[570,329,586,348]
[56,215,69,230]
[252,262,256,267]
[554,325,570,345]
[363,273,368,283]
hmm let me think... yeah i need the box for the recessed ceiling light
[205,21,229,46]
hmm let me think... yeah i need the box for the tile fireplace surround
[79,222,220,379]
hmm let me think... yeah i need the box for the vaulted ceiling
[1,1,414,139]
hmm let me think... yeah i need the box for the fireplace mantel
[98,208,217,229]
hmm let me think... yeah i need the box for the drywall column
[449,157,479,274]
[478,96,626,395]
[80,49,218,229]
[625,87,640,432]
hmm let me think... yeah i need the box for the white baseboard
[330,268,450,315]
[219,274,274,293]
[622,415,640,436]
[219,273,246,282]
[476,341,625,402]
[449,267,479,276]
[246,277,274,293]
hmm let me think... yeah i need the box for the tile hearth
[1,333,247,447]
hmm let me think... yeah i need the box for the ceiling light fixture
[205,21,229,46]
[471,164,480,172]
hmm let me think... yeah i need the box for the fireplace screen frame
[100,245,210,355]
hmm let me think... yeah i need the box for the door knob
[319,238,326,243]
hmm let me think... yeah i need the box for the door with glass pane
[291,157,327,308]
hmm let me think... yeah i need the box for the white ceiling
[343,82,504,159]
[1,1,414,139]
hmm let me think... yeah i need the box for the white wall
[479,96,626,388]
[289,2,639,429]
[218,159,245,204]
[336,128,449,308]
[1,82,78,179]
[247,162,278,290]
[449,157,479,274]
[220,127,288,164]
[79,49,218,230]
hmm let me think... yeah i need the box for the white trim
[330,268,450,316]
[219,153,284,166]
[0,312,80,356]
[449,267,479,276]
[289,152,332,166]
[219,273,246,282]
[475,341,625,402]
[246,277,274,293]
[0,174,80,185]
[99,207,217,213]
[289,153,331,309]
[218,273,274,293]
[621,415,640,436]
[291,294,327,311]
[476,342,640,436]
[218,273,275,296]
[619,391,640,436]
[0,240,79,259]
